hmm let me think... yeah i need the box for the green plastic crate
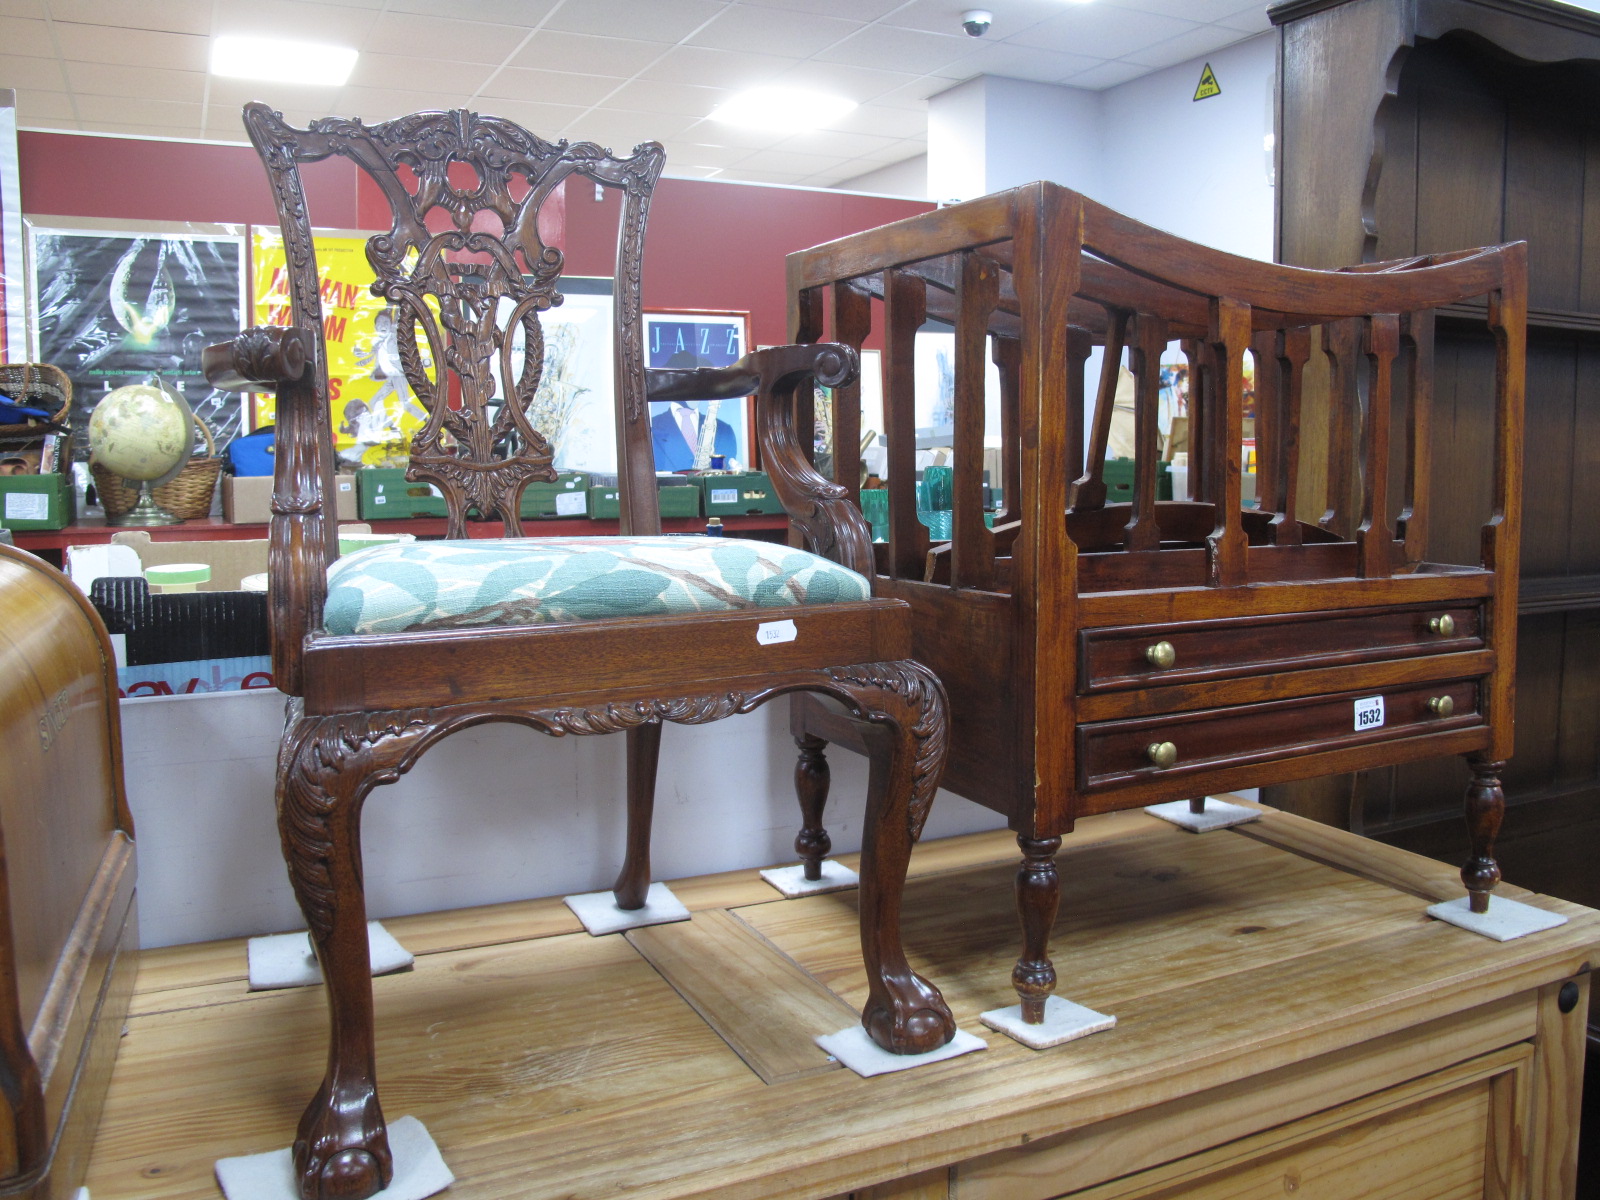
[357,468,447,519]
[522,472,590,519]
[0,472,75,531]
[589,484,701,520]
[697,472,786,517]
[1102,457,1172,503]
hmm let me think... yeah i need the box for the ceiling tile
[89,121,205,137]
[346,54,494,95]
[460,97,587,135]
[13,88,74,119]
[671,116,791,150]
[1216,9,1274,34]
[53,22,209,71]
[812,100,927,139]
[656,139,752,169]
[603,79,730,119]
[562,108,699,150]
[1061,58,1156,89]
[0,51,67,90]
[63,63,206,103]
[475,67,621,108]
[1010,7,1199,60]
[733,0,903,20]
[386,0,558,25]
[881,0,1069,39]
[662,163,724,180]
[362,12,528,63]
[635,45,802,90]
[769,59,923,104]
[74,93,202,127]
[510,31,666,77]
[1119,24,1247,69]
[688,6,859,57]
[720,166,806,185]
[814,26,978,75]
[1105,0,1265,22]
[942,40,1101,85]
[730,145,867,175]
[205,77,350,114]
[0,0,45,17]
[545,0,727,43]
[209,0,378,46]
[775,127,900,159]
[337,85,478,119]
[47,0,210,34]
[0,16,56,57]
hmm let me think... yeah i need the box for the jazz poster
[645,311,748,472]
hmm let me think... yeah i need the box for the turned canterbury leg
[1463,757,1505,914]
[278,708,425,1200]
[1014,835,1062,1024]
[793,732,833,881]
[827,662,955,1054]
[613,723,663,910]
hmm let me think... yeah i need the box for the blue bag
[226,427,275,475]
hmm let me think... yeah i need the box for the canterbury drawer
[1078,603,1482,694]
[1078,677,1482,791]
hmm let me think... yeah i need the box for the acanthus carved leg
[613,723,662,910]
[278,703,433,1200]
[1014,834,1062,1024]
[824,662,955,1055]
[1462,756,1505,915]
[793,732,833,881]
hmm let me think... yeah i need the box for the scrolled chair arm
[202,325,310,392]
[644,344,872,577]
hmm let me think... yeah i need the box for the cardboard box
[0,471,75,531]
[697,471,786,517]
[589,483,701,520]
[223,473,357,523]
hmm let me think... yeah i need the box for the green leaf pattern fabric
[323,534,871,635]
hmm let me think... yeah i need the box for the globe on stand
[88,380,193,526]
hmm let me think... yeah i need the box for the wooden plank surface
[84,809,1600,1200]
[627,910,856,1084]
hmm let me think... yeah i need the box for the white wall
[871,33,1275,260]
[122,689,1007,947]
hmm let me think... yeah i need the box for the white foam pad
[1426,895,1569,942]
[73,1189,90,1200]
[564,882,689,936]
[1145,797,1263,832]
[215,1115,453,1200]
[247,921,413,991]
[760,859,859,897]
[815,1024,986,1077]
[980,996,1117,1049]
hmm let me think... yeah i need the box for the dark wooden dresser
[0,542,138,1198]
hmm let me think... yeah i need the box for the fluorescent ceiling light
[210,35,359,86]
[709,88,857,133]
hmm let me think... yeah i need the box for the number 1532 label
[1354,695,1385,731]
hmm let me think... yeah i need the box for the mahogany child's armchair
[203,104,953,1200]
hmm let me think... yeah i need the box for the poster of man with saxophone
[644,311,748,473]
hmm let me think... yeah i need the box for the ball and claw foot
[863,973,957,1056]
[293,1089,392,1200]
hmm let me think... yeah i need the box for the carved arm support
[201,325,309,391]
[648,344,874,580]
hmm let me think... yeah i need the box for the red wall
[19,130,928,346]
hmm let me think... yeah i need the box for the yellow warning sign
[1194,63,1221,100]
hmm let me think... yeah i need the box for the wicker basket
[0,362,71,437]
[93,412,224,521]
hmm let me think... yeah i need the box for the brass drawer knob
[1428,695,1454,718]
[1146,741,1178,768]
[1145,641,1176,669]
[1429,614,1456,637]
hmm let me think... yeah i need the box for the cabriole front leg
[825,662,955,1055]
[278,706,431,1200]
[1463,756,1506,914]
[613,723,662,910]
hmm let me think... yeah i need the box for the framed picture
[645,310,749,471]
[27,217,247,456]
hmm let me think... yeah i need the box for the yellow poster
[251,229,425,467]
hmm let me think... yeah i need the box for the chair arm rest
[202,326,309,392]
[745,344,876,580]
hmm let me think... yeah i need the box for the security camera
[961,9,992,37]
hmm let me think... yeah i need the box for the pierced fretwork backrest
[243,102,666,542]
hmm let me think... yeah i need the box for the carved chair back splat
[776,182,1525,1028]
[204,104,953,1200]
